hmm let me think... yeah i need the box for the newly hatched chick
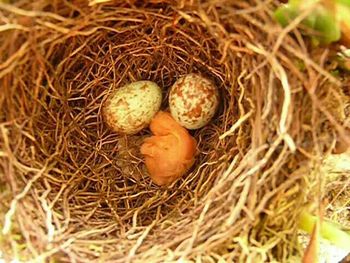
[140,111,197,186]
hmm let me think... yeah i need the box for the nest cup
[0,0,348,262]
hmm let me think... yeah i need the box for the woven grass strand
[0,0,349,262]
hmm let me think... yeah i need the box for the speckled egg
[103,81,162,134]
[169,74,219,129]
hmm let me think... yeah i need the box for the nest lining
[0,0,349,262]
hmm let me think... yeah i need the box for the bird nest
[0,0,349,262]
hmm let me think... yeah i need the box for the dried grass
[0,0,349,262]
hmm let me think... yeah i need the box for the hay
[0,0,349,262]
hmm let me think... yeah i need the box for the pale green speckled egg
[103,81,162,134]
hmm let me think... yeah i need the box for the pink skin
[141,111,197,186]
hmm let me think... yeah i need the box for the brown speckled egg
[103,81,162,134]
[169,74,219,129]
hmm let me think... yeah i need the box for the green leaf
[337,0,350,7]
[313,10,341,44]
[274,0,345,44]
[303,13,317,29]
[274,5,298,27]
[337,4,350,26]
[299,211,350,250]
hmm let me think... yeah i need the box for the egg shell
[103,81,162,134]
[169,74,219,129]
